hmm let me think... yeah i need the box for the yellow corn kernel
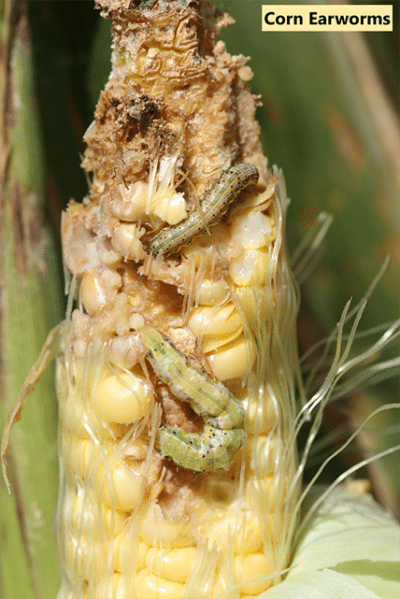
[71,489,127,539]
[205,515,263,555]
[96,371,151,424]
[94,572,140,598]
[234,553,273,595]
[145,546,196,582]
[234,519,264,555]
[60,393,92,438]
[102,461,147,512]
[244,434,283,477]
[207,337,256,380]
[63,436,111,480]
[64,533,109,582]
[140,504,195,548]
[202,327,244,354]
[229,248,269,287]
[243,392,277,435]
[188,304,242,338]
[197,279,229,306]
[135,569,185,598]
[211,577,228,599]
[114,532,148,573]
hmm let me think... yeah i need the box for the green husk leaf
[257,569,383,599]
[254,486,400,599]
[0,1,63,597]
[292,486,400,573]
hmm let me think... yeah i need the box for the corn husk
[0,1,63,597]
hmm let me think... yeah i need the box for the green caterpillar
[148,163,259,257]
[138,325,246,472]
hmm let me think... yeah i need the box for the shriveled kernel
[145,546,196,582]
[202,475,238,508]
[151,191,187,224]
[128,313,145,331]
[207,338,255,381]
[229,249,269,287]
[231,211,274,249]
[70,308,90,337]
[108,333,144,370]
[97,371,150,424]
[135,570,185,599]
[238,65,253,82]
[112,223,145,260]
[80,270,108,314]
[71,338,87,359]
[100,268,122,292]
[111,181,148,221]
[234,553,273,595]
[197,279,229,306]
[100,249,122,267]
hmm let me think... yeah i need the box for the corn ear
[53,0,301,596]
[0,0,62,597]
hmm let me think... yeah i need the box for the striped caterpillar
[148,163,259,256]
[138,325,246,472]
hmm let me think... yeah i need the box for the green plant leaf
[0,1,63,597]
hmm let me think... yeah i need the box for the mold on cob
[3,1,302,597]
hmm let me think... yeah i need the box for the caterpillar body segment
[138,325,245,429]
[155,425,246,473]
[148,163,259,257]
[138,324,246,471]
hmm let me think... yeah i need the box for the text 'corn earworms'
[137,325,247,472]
[148,163,259,256]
